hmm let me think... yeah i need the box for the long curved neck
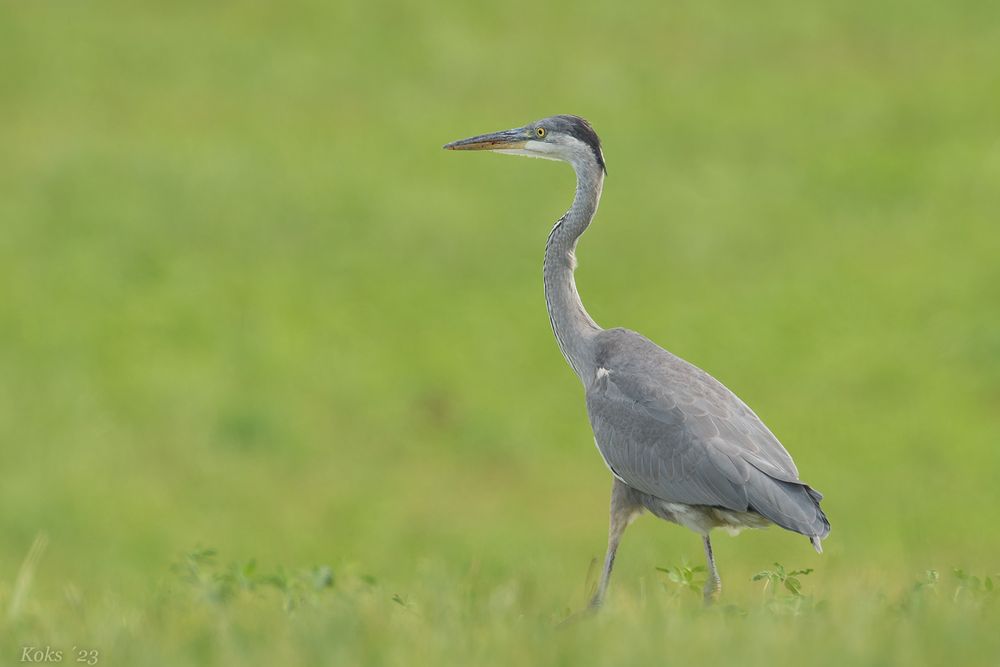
[543,158,605,381]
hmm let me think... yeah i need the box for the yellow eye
[535,127,546,138]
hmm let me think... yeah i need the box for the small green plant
[656,561,707,597]
[915,569,940,592]
[892,569,940,613]
[172,548,335,612]
[951,568,996,606]
[752,562,813,597]
[751,563,818,615]
[893,568,999,614]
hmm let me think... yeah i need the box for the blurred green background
[1,1,999,665]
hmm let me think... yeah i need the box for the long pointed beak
[443,127,529,151]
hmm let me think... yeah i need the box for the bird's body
[445,115,829,605]
[587,327,827,543]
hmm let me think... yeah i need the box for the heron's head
[444,115,606,174]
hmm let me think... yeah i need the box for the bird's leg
[702,534,722,604]
[589,479,641,609]
[590,531,622,609]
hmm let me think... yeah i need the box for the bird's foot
[556,602,600,628]
[702,578,722,606]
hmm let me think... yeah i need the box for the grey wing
[586,329,830,539]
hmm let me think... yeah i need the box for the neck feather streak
[543,159,605,380]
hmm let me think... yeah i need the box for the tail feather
[745,469,831,547]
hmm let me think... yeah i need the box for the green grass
[2,0,999,664]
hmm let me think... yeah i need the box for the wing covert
[585,328,808,514]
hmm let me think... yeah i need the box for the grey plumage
[588,328,830,542]
[445,115,830,607]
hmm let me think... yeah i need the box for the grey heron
[444,115,830,606]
